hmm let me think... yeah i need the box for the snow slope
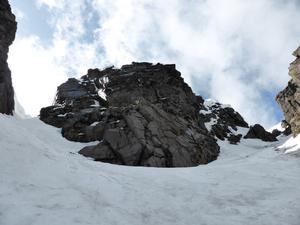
[0,115,300,225]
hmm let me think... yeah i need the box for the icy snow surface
[0,115,300,225]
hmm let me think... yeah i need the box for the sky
[8,0,300,127]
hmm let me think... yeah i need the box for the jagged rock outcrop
[199,100,279,143]
[199,100,249,144]
[270,120,292,137]
[244,124,278,142]
[276,47,300,136]
[41,62,279,165]
[281,120,292,136]
[271,129,282,137]
[0,0,17,115]
[40,63,220,167]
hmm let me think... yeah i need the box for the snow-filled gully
[0,115,299,225]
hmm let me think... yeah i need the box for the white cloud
[11,7,25,20]
[36,0,63,9]
[8,36,68,116]
[89,0,300,126]
[9,0,300,126]
[8,0,103,116]
[39,0,103,75]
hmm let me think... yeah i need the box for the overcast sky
[8,0,300,127]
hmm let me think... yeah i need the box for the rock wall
[40,63,220,167]
[0,0,17,115]
[276,47,300,136]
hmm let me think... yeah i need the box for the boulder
[0,0,17,115]
[227,134,242,145]
[79,143,121,164]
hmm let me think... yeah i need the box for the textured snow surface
[0,115,300,225]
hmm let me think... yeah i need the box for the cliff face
[40,63,222,167]
[40,62,278,167]
[0,0,17,115]
[276,47,300,136]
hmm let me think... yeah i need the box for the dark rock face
[40,63,220,167]
[270,120,292,137]
[271,129,282,137]
[227,134,243,145]
[0,0,17,115]
[199,101,249,144]
[282,126,292,136]
[276,47,300,136]
[244,124,277,142]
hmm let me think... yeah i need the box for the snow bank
[13,95,30,119]
[277,134,300,154]
[0,115,299,225]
